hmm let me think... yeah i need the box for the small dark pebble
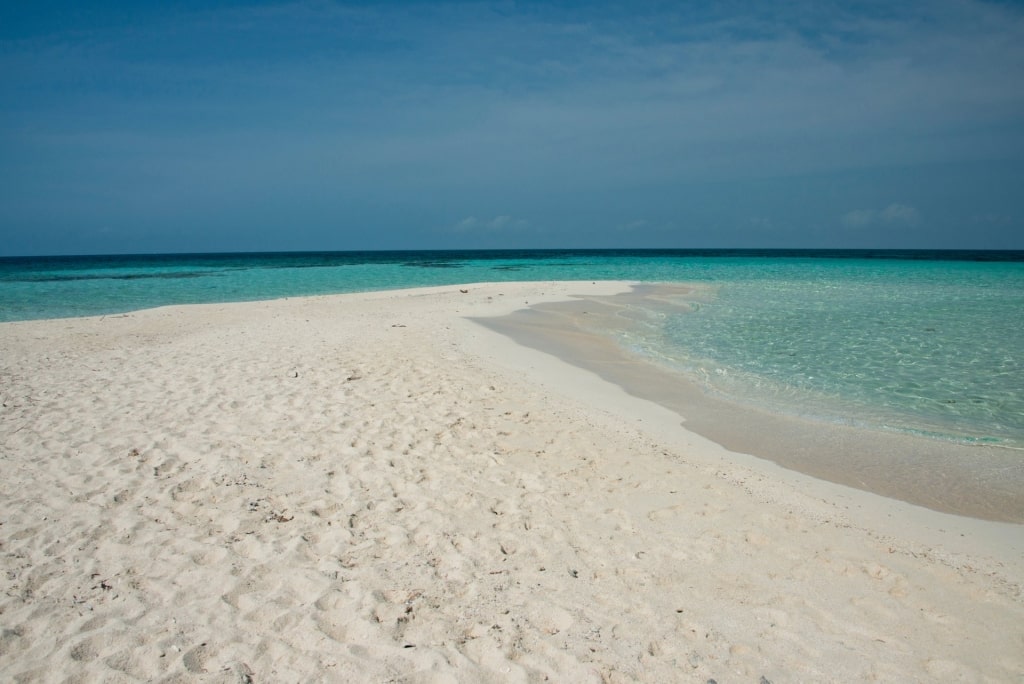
[403,644,415,648]
[570,569,578,578]
[760,677,773,684]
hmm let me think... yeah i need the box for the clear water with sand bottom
[3,249,1022,449]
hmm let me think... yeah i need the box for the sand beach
[2,281,1023,682]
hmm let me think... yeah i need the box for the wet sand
[475,283,1024,523]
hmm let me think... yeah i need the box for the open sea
[2,249,1022,449]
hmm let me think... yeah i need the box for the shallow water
[3,249,1022,449]
[609,263,1024,449]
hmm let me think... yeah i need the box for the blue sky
[2,0,1023,255]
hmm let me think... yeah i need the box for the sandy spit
[1,281,1022,683]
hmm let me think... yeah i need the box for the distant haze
[2,0,1023,255]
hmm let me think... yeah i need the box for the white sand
[1,281,1022,683]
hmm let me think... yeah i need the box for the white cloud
[488,215,513,231]
[449,215,528,233]
[841,209,877,227]
[452,216,479,232]
[842,203,920,228]
[617,219,648,232]
[879,203,920,224]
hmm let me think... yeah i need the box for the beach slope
[2,282,1022,682]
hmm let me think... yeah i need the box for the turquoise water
[615,258,1024,449]
[0,250,682,321]
[2,249,1022,448]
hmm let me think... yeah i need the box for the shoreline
[2,281,1022,681]
[473,283,1024,523]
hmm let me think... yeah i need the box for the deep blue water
[2,249,1022,447]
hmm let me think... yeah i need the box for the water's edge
[4,248,1023,322]
[473,284,1024,523]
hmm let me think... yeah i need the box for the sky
[2,0,1023,255]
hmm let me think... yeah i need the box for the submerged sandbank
[474,283,1024,523]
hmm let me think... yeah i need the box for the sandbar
[475,283,1024,523]
[1,281,1021,682]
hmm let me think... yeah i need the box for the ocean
[2,249,1022,449]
